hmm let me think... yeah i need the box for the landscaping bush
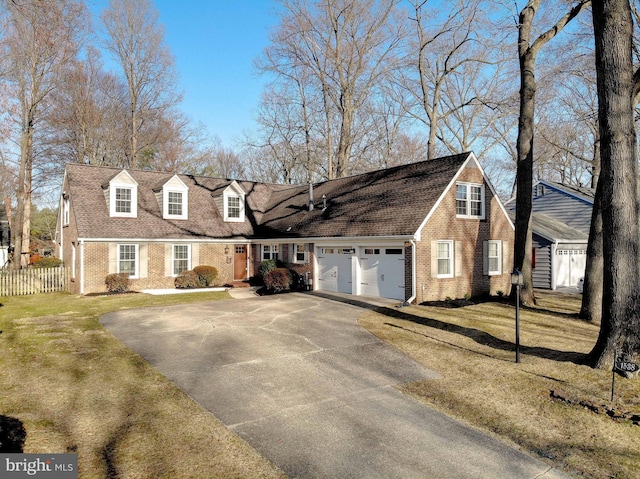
[258,259,277,278]
[105,273,130,293]
[263,268,293,293]
[174,270,200,289]
[31,257,63,268]
[193,265,218,287]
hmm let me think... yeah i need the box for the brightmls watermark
[0,454,77,478]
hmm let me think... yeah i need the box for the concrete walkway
[100,293,572,479]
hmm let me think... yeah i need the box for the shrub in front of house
[105,273,130,293]
[258,259,277,278]
[193,265,218,287]
[174,270,200,289]
[263,268,293,293]
[31,257,63,268]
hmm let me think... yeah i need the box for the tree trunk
[513,50,537,305]
[580,177,603,321]
[589,0,640,368]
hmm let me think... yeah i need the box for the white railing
[0,266,69,296]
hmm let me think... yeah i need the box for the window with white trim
[262,244,279,261]
[108,171,138,218]
[168,191,183,216]
[115,187,132,214]
[63,196,70,226]
[487,240,501,275]
[227,196,240,218]
[437,240,453,278]
[173,244,191,275]
[118,244,138,277]
[293,243,308,263]
[456,183,485,219]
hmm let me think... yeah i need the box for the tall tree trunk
[589,0,640,368]
[12,125,33,269]
[580,177,603,321]
[514,49,537,305]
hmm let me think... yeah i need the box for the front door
[234,245,247,280]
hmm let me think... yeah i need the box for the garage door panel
[360,248,405,300]
[318,248,353,294]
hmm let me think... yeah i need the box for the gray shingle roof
[66,164,280,240]
[66,153,471,240]
[256,153,471,238]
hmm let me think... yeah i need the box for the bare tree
[588,0,640,369]
[48,47,130,167]
[403,0,493,160]
[101,0,181,170]
[512,0,591,304]
[258,0,405,179]
[0,0,87,268]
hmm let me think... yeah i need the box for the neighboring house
[0,206,9,268]
[56,152,514,302]
[505,180,594,290]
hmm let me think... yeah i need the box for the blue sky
[88,0,279,147]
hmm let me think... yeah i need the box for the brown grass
[0,292,286,479]
[358,290,640,479]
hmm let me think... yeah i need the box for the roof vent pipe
[322,194,327,210]
[308,182,314,212]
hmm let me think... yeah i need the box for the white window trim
[117,243,139,278]
[110,186,138,218]
[261,244,279,261]
[63,197,70,226]
[172,244,191,276]
[164,189,188,220]
[292,243,309,264]
[487,240,502,275]
[456,182,485,220]
[437,240,454,279]
[224,193,245,222]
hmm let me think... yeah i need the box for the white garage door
[317,247,354,294]
[555,249,587,287]
[360,247,405,300]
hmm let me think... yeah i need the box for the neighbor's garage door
[317,247,354,294]
[360,247,405,300]
[555,248,587,287]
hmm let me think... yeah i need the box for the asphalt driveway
[100,292,571,479]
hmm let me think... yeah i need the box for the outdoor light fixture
[511,268,523,363]
[224,245,230,255]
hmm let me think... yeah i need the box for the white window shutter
[482,241,488,276]
[454,241,462,277]
[430,241,438,278]
[164,244,172,276]
[502,241,510,274]
[108,243,117,274]
[139,244,148,278]
[192,243,199,267]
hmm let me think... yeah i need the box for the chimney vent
[308,182,314,212]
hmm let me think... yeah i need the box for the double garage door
[317,246,405,300]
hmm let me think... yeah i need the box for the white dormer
[108,170,138,218]
[223,181,245,222]
[161,175,189,220]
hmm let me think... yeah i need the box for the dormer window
[108,170,138,218]
[223,181,245,222]
[115,188,132,213]
[161,175,188,220]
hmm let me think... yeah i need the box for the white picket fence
[0,266,69,296]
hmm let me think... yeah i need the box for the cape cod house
[55,152,514,302]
